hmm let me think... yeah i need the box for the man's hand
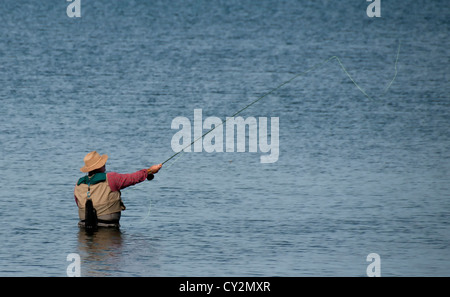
[148,164,162,174]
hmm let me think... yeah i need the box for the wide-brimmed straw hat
[80,151,108,173]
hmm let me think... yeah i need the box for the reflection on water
[77,228,124,276]
[75,227,163,276]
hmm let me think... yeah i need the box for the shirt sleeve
[107,169,148,192]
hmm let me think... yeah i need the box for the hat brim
[80,154,108,173]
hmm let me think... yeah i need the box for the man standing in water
[74,151,162,229]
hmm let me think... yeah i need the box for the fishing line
[137,42,401,226]
[134,144,186,226]
[161,41,401,167]
[161,56,359,167]
[385,41,401,93]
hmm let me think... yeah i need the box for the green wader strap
[77,173,107,186]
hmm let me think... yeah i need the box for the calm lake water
[0,0,449,276]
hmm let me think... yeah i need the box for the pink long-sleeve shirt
[106,169,148,192]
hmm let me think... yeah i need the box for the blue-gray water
[0,0,449,276]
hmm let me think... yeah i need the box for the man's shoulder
[77,173,108,186]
